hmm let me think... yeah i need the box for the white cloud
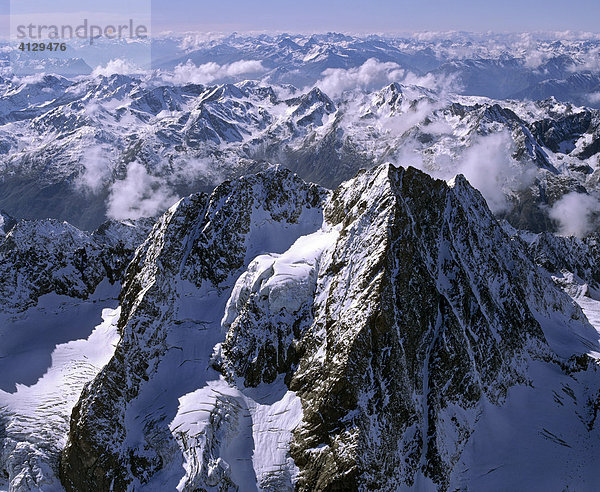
[512,33,550,69]
[314,58,459,99]
[226,60,265,76]
[92,59,141,76]
[107,162,179,220]
[11,73,48,85]
[549,192,600,237]
[453,131,536,214]
[165,59,265,85]
[172,157,223,183]
[314,58,405,98]
[587,92,600,104]
[76,146,113,194]
[381,98,441,136]
[523,50,549,69]
[271,84,299,100]
[392,130,535,214]
[393,142,426,170]
[568,47,600,72]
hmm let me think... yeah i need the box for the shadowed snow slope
[0,305,121,492]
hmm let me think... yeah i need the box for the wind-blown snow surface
[54,165,600,491]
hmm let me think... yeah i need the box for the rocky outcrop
[0,218,152,314]
[59,168,327,491]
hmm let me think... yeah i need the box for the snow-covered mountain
[1,165,599,490]
[0,211,16,237]
[0,218,152,314]
[4,165,595,491]
[3,32,600,233]
[6,32,599,91]
[150,32,600,104]
[0,216,152,490]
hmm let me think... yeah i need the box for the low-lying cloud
[165,59,265,85]
[393,130,536,214]
[454,131,536,214]
[315,59,405,98]
[314,58,457,99]
[107,161,179,220]
[549,192,600,237]
[381,98,443,136]
[172,157,223,183]
[75,146,113,194]
[587,92,600,104]
[568,47,600,73]
[92,59,141,76]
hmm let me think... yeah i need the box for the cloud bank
[314,59,405,98]
[107,162,179,220]
[393,131,535,215]
[313,58,458,99]
[165,60,265,85]
[454,131,536,214]
[549,192,600,237]
[92,59,142,76]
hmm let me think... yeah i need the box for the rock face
[59,168,326,491]
[59,165,600,491]
[525,230,600,287]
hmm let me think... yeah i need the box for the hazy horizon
[1,0,600,38]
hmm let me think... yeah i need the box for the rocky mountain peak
[57,164,600,491]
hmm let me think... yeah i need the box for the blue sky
[1,0,599,35]
[154,0,600,33]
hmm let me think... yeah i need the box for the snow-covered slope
[53,165,600,491]
[0,304,121,491]
[0,212,15,237]
[58,167,326,491]
[4,32,600,491]
[4,32,600,233]
[0,217,152,491]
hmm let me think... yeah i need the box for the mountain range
[1,165,600,490]
[3,32,600,491]
[2,73,600,235]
